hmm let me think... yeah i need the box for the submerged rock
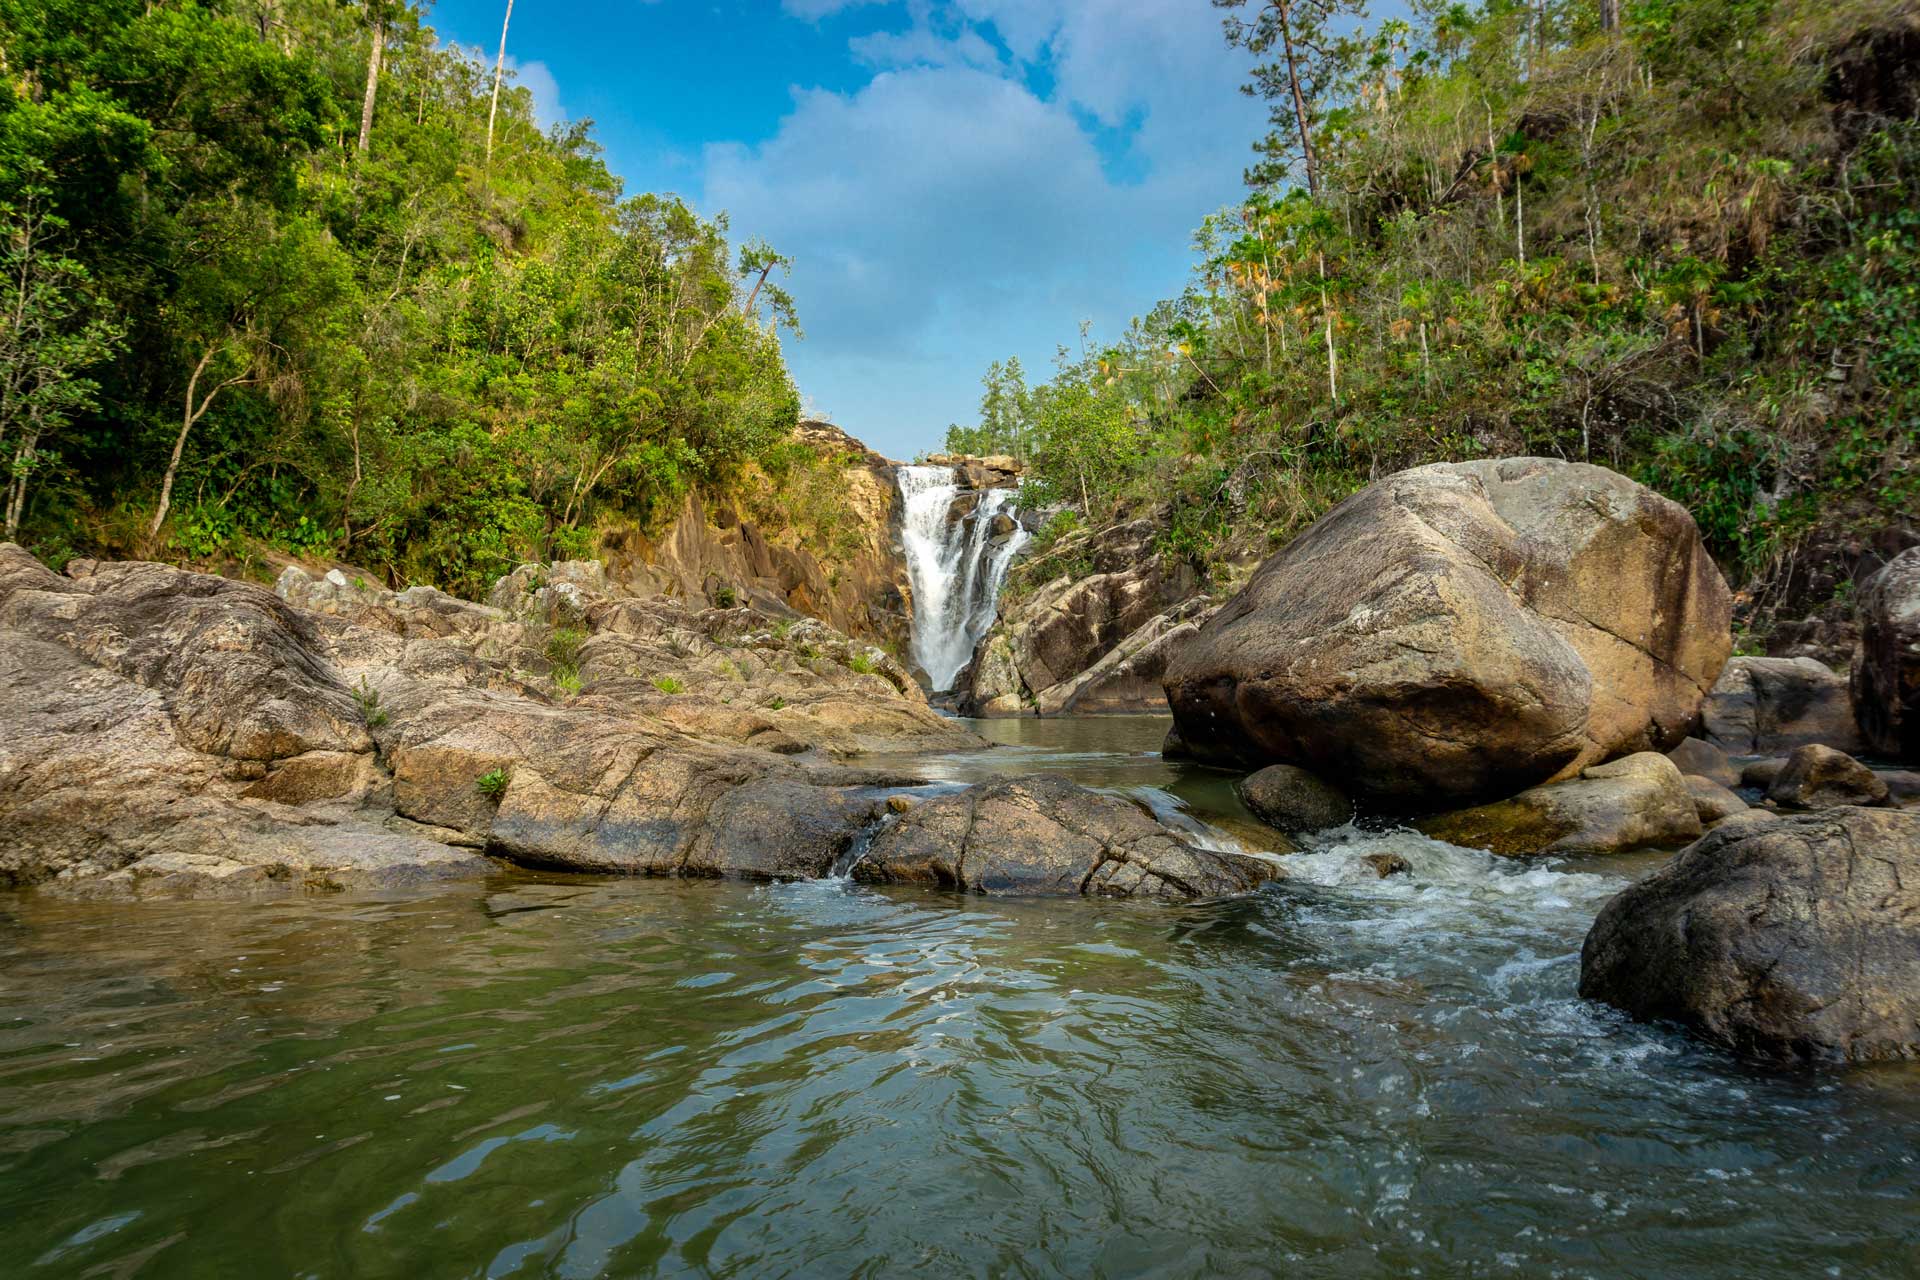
[856,775,1280,898]
[1700,656,1862,756]
[1766,743,1889,810]
[1580,807,1920,1063]
[1853,547,1920,760]
[1237,764,1352,835]
[1163,458,1731,808]
[1417,752,1702,857]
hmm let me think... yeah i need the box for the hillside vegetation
[0,0,829,597]
[951,0,1920,641]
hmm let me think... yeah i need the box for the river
[2,717,1916,1277]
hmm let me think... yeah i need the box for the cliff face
[597,421,913,654]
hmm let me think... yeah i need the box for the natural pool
[2,717,1916,1277]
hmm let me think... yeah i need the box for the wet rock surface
[856,776,1281,898]
[1417,752,1703,857]
[1237,764,1352,835]
[1164,458,1732,808]
[1580,807,1920,1063]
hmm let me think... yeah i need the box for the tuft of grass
[714,584,739,608]
[848,651,877,675]
[796,641,819,661]
[554,668,583,696]
[545,626,587,667]
[475,767,510,799]
[351,677,389,728]
[771,618,793,639]
[766,695,787,711]
[652,674,685,695]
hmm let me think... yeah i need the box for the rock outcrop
[1580,807,1920,1063]
[856,776,1280,898]
[1853,547,1920,760]
[1164,458,1732,808]
[600,421,913,651]
[3,545,1269,904]
[1417,752,1703,856]
[1700,656,1862,756]
[959,517,1201,716]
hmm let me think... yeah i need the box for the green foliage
[544,626,587,668]
[1,0,802,588]
[651,674,684,695]
[352,677,388,729]
[848,651,877,675]
[474,767,509,799]
[765,694,787,711]
[713,584,739,608]
[954,0,1919,592]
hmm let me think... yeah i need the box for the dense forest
[948,0,1920,641]
[0,0,822,596]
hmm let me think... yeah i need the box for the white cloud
[702,0,1266,455]
[506,57,565,131]
[781,0,893,19]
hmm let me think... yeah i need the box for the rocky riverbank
[0,542,1277,902]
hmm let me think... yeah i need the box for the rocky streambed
[4,454,1919,1074]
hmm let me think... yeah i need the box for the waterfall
[897,463,1030,692]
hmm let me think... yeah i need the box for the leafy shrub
[474,767,510,799]
[651,675,684,694]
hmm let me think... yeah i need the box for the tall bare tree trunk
[1600,0,1621,31]
[358,14,385,154]
[485,0,516,166]
[1274,1,1319,196]
[5,430,37,538]
[1318,251,1337,404]
[150,343,248,538]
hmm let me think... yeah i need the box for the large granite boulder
[1580,807,1920,1063]
[1417,752,1702,856]
[1163,458,1731,808]
[857,775,1280,898]
[1701,656,1862,756]
[1853,547,1920,760]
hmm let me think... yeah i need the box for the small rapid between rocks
[2,716,1916,1278]
[897,462,1028,690]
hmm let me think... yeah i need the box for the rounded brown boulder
[1579,807,1920,1063]
[1162,458,1731,808]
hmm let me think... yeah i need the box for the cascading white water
[897,463,1030,691]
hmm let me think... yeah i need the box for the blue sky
[427,0,1269,459]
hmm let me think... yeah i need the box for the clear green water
[2,718,1917,1277]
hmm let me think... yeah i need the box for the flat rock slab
[857,775,1281,898]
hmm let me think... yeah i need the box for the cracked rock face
[856,775,1281,898]
[1163,458,1732,809]
[1579,807,1920,1063]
